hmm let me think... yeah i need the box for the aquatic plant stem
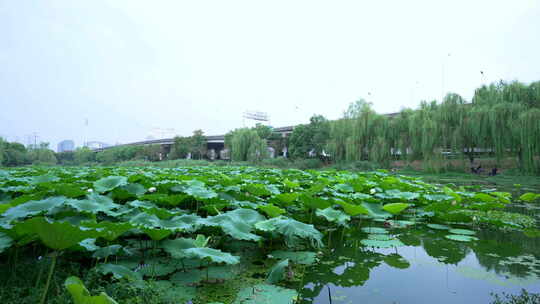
[39,252,57,304]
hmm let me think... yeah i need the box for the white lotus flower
[148,187,157,193]
[473,216,478,221]
[370,188,376,194]
[87,188,93,193]
[451,200,457,206]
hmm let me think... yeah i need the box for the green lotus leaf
[244,184,272,196]
[299,194,332,210]
[255,216,323,248]
[65,276,118,304]
[68,194,120,215]
[96,263,142,281]
[137,261,176,277]
[268,251,317,265]
[334,183,354,193]
[384,253,410,269]
[519,192,540,202]
[445,234,479,242]
[153,281,196,302]
[283,179,300,189]
[267,259,289,284]
[2,196,66,224]
[360,238,405,248]
[161,214,204,232]
[93,176,128,193]
[161,238,198,258]
[92,245,122,259]
[129,212,161,228]
[183,247,240,265]
[271,193,299,206]
[15,217,97,250]
[143,228,172,241]
[473,193,497,203]
[382,203,411,215]
[448,228,476,235]
[361,202,393,219]
[334,200,369,216]
[121,183,147,197]
[423,194,454,202]
[233,284,298,304]
[31,174,60,184]
[360,227,388,234]
[78,238,100,252]
[316,207,350,226]
[205,209,264,241]
[367,234,394,241]
[0,232,13,253]
[427,223,451,230]
[82,222,133,242]
[183,180,217,200]
[258,204,286,218]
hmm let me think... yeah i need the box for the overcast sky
[1,0,539,150]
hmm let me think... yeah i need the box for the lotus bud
[148,187,157,193]
[473,216,478,221]
[451,200,457,206]
[370,188,376,194]
[87,188,93,193]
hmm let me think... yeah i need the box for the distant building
[57,140,75,152]
[85,141,110,149]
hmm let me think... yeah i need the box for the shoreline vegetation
[1,79,540,175]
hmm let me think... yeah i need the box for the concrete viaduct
[94,126,295,160]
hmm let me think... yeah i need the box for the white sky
[1,0,539,150]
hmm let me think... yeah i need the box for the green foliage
[233,284,298,304]
[289,114,330,158]
[226,128,269,162]
[266,259,289,284]
[65,276,118,304]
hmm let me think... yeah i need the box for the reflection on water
[299,226,540,304]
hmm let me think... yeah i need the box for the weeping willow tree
[225,128,268,162]
[519,109,540,174]
[324,80,539,173]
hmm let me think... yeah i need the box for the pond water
[299,224,540,304]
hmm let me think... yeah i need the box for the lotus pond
[0,166,539,303]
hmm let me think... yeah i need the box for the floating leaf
[360,227,388,234]
[448,228,476,236]
[520,192,540,202]
[445,234,479,242]
[360,238,405,248]
[233,284,298,304]
[361,202,393,219]
[92,245,122,259]
[427,223,451,230]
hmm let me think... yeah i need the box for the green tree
[226,128,268,161]
[289,114,330,158]
[170,136,192,159]
[191,129,207,159]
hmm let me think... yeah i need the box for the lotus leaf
[266,259,289,284]
[427,223,451,230]
[448,228,476,235]
[268,250,317,265]
[64,276,118,304]
[233,284,298,304]
[183,247,240,264]
[93,176,128,193]
[255,216,323,248]
[382,203,411,215]
[360,238,405,248]
[445,234,479,242]
[96,263,142,281]
[384,253,410,269]
[0,232,13,253]
[258,204,286,218]
[316,207,350,226]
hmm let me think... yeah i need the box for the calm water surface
[300,226,540,304]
